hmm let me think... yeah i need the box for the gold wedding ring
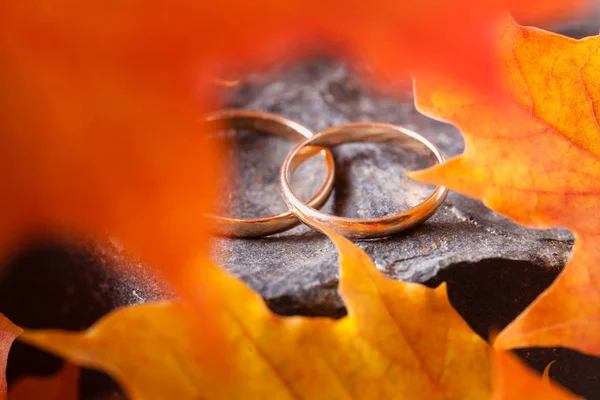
[280,123,447,239]
[206,110,335,237]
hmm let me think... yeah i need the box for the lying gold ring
[206,110,335,238]
[280,123,448,239]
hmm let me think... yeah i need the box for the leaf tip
[542,360,556,384]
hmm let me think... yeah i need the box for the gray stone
[209,60,574,317]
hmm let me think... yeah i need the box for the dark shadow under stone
[2,240,168,399]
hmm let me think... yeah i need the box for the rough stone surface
[210,59,574,317]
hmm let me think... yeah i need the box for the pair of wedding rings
[207,110,447,239]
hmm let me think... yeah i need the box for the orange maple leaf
[16,228,583,399]
[20,227,493,400]
[410,18,600,355]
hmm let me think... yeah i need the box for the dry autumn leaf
[0,0,586,311]
[14,229,583,399]
[20,226,493,400]
[0,315,22,400]
[410,18,600,355]
[9,363,79,400]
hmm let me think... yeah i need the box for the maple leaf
[9,363,79,400]
[15,229,583,399]
[19,226,493,400]
[410,18,600,355]
[0,314,22,400]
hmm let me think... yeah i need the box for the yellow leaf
[19,226,493,400]
[410,17,600,355]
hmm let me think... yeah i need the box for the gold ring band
[206,110,335,237]
[280,123,448,239]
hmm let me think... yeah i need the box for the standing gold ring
[206,110,335,237]
[280,123,448,239]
